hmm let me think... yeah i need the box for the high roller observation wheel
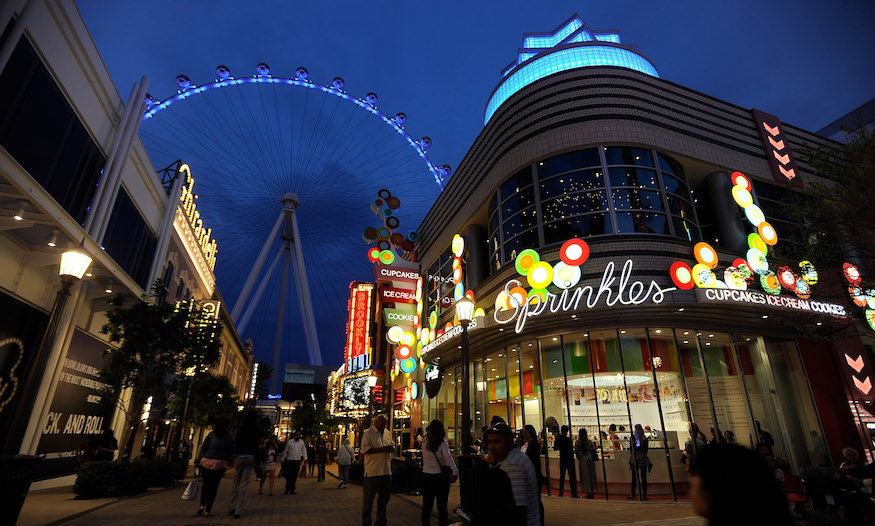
[142,64,451,189]
[137,62,446,370]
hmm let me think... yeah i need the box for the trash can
[0,454,44,524]
[403,449,422,495]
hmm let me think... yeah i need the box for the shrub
[74,460,185,498]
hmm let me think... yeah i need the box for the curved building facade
[410,15,873,500]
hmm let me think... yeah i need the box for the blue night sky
[75,0,874,370]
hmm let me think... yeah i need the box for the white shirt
[337,444,355,466]
[494,447,539,526]
[421,437,458,476]
[281,439,307,462]
[361,425,392,477]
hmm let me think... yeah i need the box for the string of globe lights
[141,63,451,189]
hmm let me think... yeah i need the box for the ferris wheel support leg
[271,242,292,395]
[289,208,323,366]
[237,246,283,335]
[232,211,285,322]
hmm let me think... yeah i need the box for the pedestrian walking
[195,418,235,518]
[281,431,307,494]
[228,411,261,519]
[361,414,393,526]
[684,423,706,473]
[690,443,793,525]
[486,423,539,526]
[575,429,597,499]
[307,440,317,476]
[553,425,577,497]
[421,419,457,526]
[316,438,328,482]
[337,437,355,488]
[629,424,651,501]
[521,425,544,526]
[756,421,775,455]
[155,441,168,460]
[259,435,280,495]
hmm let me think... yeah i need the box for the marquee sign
[380,287,416,304]
[424,365,443,399]
[345,283,374,374]
[178,164,218,271]
[751,110,801,186]
[383,307,415,324]
[695,289,846,316]
[374,265,419,284]
[494,238,675,334]
[421,318,480,356]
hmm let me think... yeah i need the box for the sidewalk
[19,464,703,526]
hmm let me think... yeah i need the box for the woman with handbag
[421,419,457,526]
[195,417,235,517]
[576,429,598,499]
[336,437,355,488]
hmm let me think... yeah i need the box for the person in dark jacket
[522,425,544,526]
[554,425,577,498]
[629,424,651,500]
[228,411,261,518]
[576,429,597,499]
[196,418,235,517]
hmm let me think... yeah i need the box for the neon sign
[178,164,218,271]
[345,283,373,374]
[494,239,674,334]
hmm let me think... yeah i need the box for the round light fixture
[552,261,581,289]
[559,238,589,266]
[694,242,718,269]
[526,261,554,289]
[515,249,540,276]
[670,261,694,290]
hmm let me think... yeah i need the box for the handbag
[182,480,200,500]
[432,450,453,484]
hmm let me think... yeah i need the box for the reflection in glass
[543,214,611,245]
[615,212,669,234]
[538,148,601,178]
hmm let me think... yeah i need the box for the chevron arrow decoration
[853,375,872,395]
[846,353,865,373]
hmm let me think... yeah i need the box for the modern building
[0,0,251,484]
[816,98,875,143]
[411,14,875,499]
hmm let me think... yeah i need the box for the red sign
[345,283,374,374]
[751,109,802,187]
[379,286,416,304]
[373,265,419,284]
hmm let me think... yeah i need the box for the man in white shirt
[281,431,307,494]
[361,414,393,526]
[487,423,539,526]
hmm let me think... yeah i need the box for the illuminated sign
[379,287,416,304]
[421,318,479,355]
[383,308,415,324]
[495,254,674,334]
[178,164,218,271]
[695,289,846,316]
[751,110,801,186]
[248,363,259,399]
[344,283,374,374]
[374,265,419,283]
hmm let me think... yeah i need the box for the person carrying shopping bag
[195,418,235,517]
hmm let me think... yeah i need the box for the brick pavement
[46,465,703,526]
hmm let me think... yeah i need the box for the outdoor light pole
[2,250,91,455]
[455,297,475,456]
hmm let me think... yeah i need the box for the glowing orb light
[692,263,717,288]
[495,290,511,311]
[744,205,765,227]
[474,307,485,318]
[777,266,797,290]
[387,325,404,343]
[694,242,718,269]
[452,234,465,257]
[794,279,810,299]
[508,286,528,309]
[526,261,554,289]
[376,227,391,240]
[758,222,778,245]
[400,358,416,374]
[843,263,861,285]
[724,267,748,290]
[669,261,694,290]
[552,262,581,289]
[747,233,768,256]
[367,247,381,262]
[515,249,540,276]
[428,311,438,329]
[760,272,781,295]
[454,283,464,300]
[731,171,752,192]
[395,345,413,360]
[732,185,754,208]
[799,261,818,285]
[746,248,769,275]
[867,290,875,310]
[379,250,395,265]
[401,332,415,346]
[849,287,867,307]
[560,238,590,266]
[866,309,875,331]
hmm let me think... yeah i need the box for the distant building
[281,363,335,406]
[817,98,875,142]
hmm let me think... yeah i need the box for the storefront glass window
[696,331,756,448]
[474,358,487,438]
[485,350,508,426]
[507,346,524,431]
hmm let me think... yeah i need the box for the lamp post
[455,296,475,455]
[3,250,91,455]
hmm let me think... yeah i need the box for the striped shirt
[493,447,539,526]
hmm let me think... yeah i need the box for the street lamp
[455,296,474,455]
[3,249,91,455]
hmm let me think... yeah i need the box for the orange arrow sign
[846,353,865,373]
[853,375,872,395]
[773,151,790,165]
[763,122,780,136]
[778,166,796,180]
[768,137,785,150]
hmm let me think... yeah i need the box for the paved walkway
[20,465,703,526]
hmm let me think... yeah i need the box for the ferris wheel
[139,63,447,393]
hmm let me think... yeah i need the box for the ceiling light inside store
[620,330,626,334]
[655,330,662,334]
[762,315,768,319]
[706,342,711,346]
[678,308,685,312]
[709,334,714,338]
[683,331,689,335]
[47,230,58,247]
[552,337,558,341]
[817,322,822,326]
[683,340,689,344]
[571,315,577,318]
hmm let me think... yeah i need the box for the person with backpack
[336,437,355,488]
[421,419,457,526]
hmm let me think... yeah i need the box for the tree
[99,282,224,458]
[783,127,875,277]
[167,371,240,430]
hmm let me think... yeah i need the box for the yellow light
[692,263,716,288]
[731,185,754,208]
[59,250,92,280]
[526,261,553,289]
